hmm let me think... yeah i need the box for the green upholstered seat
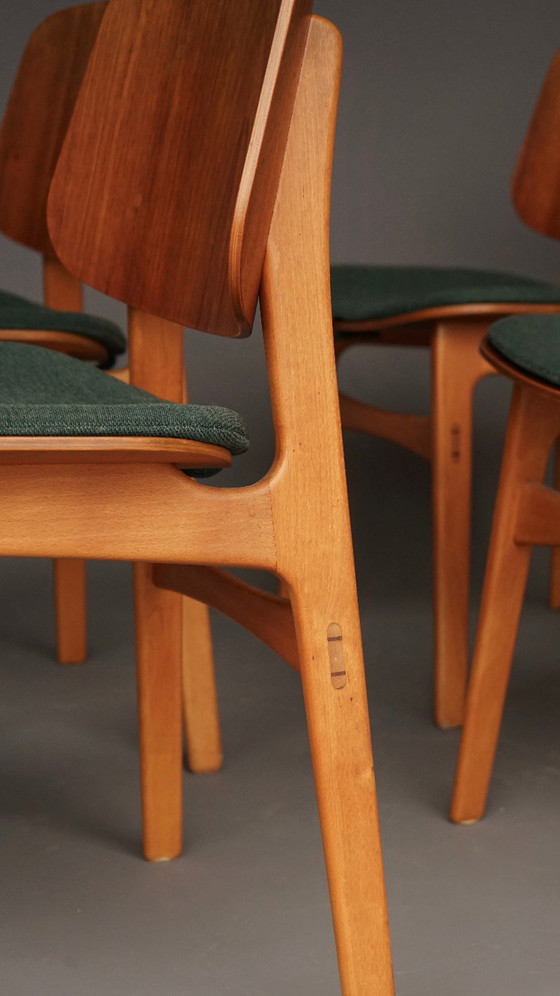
[0,342,248,466]
[487,314,560,389]
[0,289,126,366]
[330,265,560,325]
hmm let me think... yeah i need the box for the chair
[1,0,395,990]
[451,49,560,823]
[0,3,221,776]
[330,109,560,731]
[0,2,126,664]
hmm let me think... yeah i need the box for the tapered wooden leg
[549,440,560,608]
[182,596,223,772]
[451,385,556,823]
[128,309,222,773]
[134,561,183,860]
[431,322,494,728]
[53,558,87,664]
[44,260,90,666]
[290,575,394,995]
[258,22,393,989]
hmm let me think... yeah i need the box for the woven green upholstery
[488,315,560,389]
[0,289,126,366]
[331,265,560,325]
[0,343,248,466]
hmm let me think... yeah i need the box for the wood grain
[513,49,560,237]
[0,2,106,256]
[49,0,312,337]
[0,436,231,467]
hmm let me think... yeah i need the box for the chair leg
[182,596,223,772]
[431,322,492,728]
[450,385,555,824]
[53,558,87,664]
[290,575,394,996]
[134,562,184,861]
[549,439,560,608]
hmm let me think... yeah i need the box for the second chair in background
[451,49,560,824]
[0,2,126,663]
[330,110,560,730]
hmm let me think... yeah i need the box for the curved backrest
[513,49,560,239]
[48,0,312,337]
[0,2,106,257]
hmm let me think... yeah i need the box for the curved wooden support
[338,391,431,459]
[153,564,299,670]
[515,481,560,545]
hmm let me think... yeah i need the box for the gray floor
[2,433,560,996]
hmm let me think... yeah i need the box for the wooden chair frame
[333,73,560,730]
[0,2,117,665]
[451,349,560,822]
[335,303,560,732]
[450,48,560,823]
[3,3,395,991]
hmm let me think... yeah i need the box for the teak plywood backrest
[0,2,106,257]
[48,0,312,337]
[513,50,560,240]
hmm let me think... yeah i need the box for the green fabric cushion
[331,265,560,325]
[0,289,126,367]
[487,315,560,388]
[0,343,248,470]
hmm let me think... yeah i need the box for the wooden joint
[338,393,432,461]
[451,423,461,462]
[152,563,300,671]
[514,482,560,547]
[327,622,346,689]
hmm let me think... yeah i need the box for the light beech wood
[21,5,395,988]
[258,23,394,989]
[135,560,183,860]
[53,558,87,664]
[335,301,560,337]
[515,482,560,545]
[338,391,431,459]
[334,53,560,728]
[451,383,560,822]
[43,211,101,670]
[127,308,223,777]
[431,320,497,726]
[0,436,230,467]
[154,565,299,670]
[337,313,499,727]
[49,0,313,336]
[180,597,223,773]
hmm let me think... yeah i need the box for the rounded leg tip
[449,802,484,825]
[186,756,224,775]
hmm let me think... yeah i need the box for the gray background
[1,2,560,994]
